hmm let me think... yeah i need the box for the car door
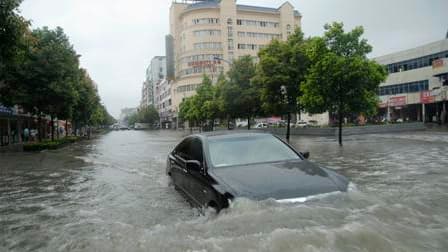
[183,138,215,207]
[169,138,191,194]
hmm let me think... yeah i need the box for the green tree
[253,29,309,141]
[0,0,28,81]
[193,75,215,131]
[215,71,238,129]
[0,0,31,115]
[2,26,81,140]
[127,112,138,126]
[225,55,259,130]
[72,69,99,135]
[137,105,159,125]
[301,22,387,145]
[179,96,196,129]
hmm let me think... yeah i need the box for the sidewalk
[425,123,448,132]
[0,143,24,153]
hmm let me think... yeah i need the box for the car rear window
[208,134,301,167]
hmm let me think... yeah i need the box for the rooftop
[374,39,448,65]
[195,130,271,139]
[182,0,301,16]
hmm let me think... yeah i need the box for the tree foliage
[179,75,221,130]
[301,22,387,145]
[128,105,159,126]
[253,28,309,140]
[226,55,260,129]
[0,3,114,141]
[0,0,28,80]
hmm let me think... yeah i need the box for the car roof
[192,130,273,140]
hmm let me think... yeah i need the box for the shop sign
[389,96,406,107]
[188,60,221,67]
[420,91,435,104]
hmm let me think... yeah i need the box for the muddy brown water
[1,130,447,251]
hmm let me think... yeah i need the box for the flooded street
[1,130,448,251]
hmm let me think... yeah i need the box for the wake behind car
[166,131,349,212]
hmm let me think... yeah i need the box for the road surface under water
[1,130,448,251]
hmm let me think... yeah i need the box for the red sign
[389,96,406,107]
[188,60,221,67]
[432,59,444,69]
[420,91,435,104]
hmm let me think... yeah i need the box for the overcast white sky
[20,0,448,117]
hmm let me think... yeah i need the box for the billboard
[389,96,406,107]
[420,91,435,104]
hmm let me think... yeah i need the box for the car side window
[174,138,190,160]
[187,138,204,162]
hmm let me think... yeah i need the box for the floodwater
[1,130,448,252]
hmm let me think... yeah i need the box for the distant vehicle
[254,122,268,128]
[236,120,248,128]
[134,123,150,130]
[295,121,308,128]
[308,120,318,127]
[119,125,130,130]
[166,132,349,212]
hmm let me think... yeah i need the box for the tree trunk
[51,115,55,141]
[65,120,68,137]
[37,116,42,142]
[56,120,60,139]
[338,111,343,146]
[17,118,22,144]
[227,117,230,130]
[286,112,291,143]
[7,118,11,145]
[247,116,250,130]
[211,119,214,131]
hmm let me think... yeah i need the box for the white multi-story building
[155,79,174,128]
[140,56,167,109]
[374,38,448,124]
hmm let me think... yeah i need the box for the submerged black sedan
[166,131,349,211]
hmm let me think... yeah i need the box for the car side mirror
[186,160,201,172]
[301,151,310,159]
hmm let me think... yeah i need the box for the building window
[227,26,233,37]
[287,24,291,30]
[228,39,234,50]
[237,44,260,50]
[227,18,232,25]
[236,19,279,28]
[384,50,448,74]
[194,42,222,50]
[192,18,219,25]
[193,30,221,37]
[237,32,280,40]
[378,80,429,96]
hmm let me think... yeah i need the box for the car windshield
[208,134,301,167]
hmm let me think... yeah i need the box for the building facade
[155,79,174,128]
[375,39,448,124]
[140,56,167,109]
[140,80,151,108]
[169,0,301,123]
